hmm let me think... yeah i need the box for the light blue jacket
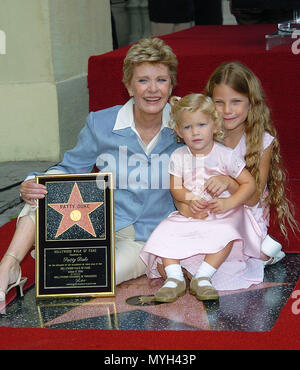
[31,105,181,241]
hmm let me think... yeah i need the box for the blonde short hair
[122,37,178,88]
[169,93,225,142]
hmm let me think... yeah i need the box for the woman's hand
[205,175,231,197]
[20,179,47,205]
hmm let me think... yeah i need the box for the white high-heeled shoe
[261,235,286,266]
[0,253,27,302]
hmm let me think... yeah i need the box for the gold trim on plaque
[35,172,115,299]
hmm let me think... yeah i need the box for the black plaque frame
[35,173,115,299]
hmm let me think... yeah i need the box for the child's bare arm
[170,174,192,205]
[246,144,272,206]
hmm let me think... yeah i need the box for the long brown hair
[205,61,298,239]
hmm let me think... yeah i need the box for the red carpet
[0,218,300,350]
[0,219,35,308]
[268,179,300,251]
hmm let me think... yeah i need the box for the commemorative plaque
[35,173,115,299]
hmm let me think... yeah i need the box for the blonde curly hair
[122,37,178,88]
[205,61,298,239]
[169,93,225,143]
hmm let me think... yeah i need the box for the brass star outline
[48,182,103,237]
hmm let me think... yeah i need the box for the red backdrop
[88,24,300,251]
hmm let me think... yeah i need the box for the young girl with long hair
[203,61,298,265]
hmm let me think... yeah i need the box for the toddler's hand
[174,200,208,219]
[189,198,209,214]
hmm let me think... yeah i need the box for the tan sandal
[154,278,186,303]
[190,277,219,301]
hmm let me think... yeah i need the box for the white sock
[194,261,216,287]
[163,264,184,288]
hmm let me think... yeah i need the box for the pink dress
[233,132,274,239]
[140,142,264,291]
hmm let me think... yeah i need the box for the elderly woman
[0,38,182,301]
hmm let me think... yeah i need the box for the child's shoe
[190,277,219,301]
[154,278,186,303]
[261,235,285,266]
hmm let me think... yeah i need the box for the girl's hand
[20,179,48,205]
[174,200,209,219]
[207,198,231,214]
[189,198,209,214]
[205,175,231,197]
